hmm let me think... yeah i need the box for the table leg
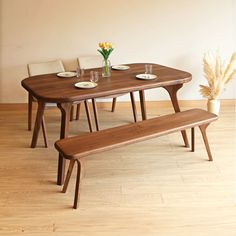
[30,100,45,148]
[84,100,93,132]
[139,90,147,120]
[57,102,72,185]
[111,97,117,112]
[41,116,48,148]
[130,92,137,122]
[92,98,100,131]
[163,84,190,148]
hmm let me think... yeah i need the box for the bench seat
[55,108,218,209]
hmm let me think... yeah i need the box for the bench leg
[163,85,190,148]
[62,160,75,193]
[74,160,82,209]
[191,127,195,152]
[199,124,213,161]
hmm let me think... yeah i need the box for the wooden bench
[55,109,218,209]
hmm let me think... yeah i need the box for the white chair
[77,55,103,70]
[27,60,65,77]
[77,55,137,131]
[27,60,93,147]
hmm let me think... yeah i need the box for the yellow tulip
[98,42,113,50]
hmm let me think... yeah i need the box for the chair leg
[84,100,93,132]
[130,92,137,122]
[75,103,81,120]
[92,98,100,131]
[62,159,75,193]
[111,97,117,112]
[191,127,195,152]
[41,115,48,148]
[70,105,74,121]
[74,160,82,209]
[199,124,213,161]
[28,93,33,131]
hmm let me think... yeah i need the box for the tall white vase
[207,99,220,115]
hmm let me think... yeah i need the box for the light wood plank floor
[0,101,235,236]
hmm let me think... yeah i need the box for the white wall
[0,0,235,103]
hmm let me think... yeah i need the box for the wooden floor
[0,101,235,236]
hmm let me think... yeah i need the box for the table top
[21,63,192,103]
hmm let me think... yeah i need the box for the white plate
[57,72,77,78]
[136,74,157,80]
[112,65,130,70]
[75,82,97,89]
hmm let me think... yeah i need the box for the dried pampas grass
[199,51,236,99]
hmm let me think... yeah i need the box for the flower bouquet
[200,51,236,99]
[97,42,114,77]
[199,51,236,115]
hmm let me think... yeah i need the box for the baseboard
[0,99,235,111]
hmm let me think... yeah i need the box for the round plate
[136,74,157,80]
[112,65,130,70]
[74,82,97,89]
[57,72,77,78]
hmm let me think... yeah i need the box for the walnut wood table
[21,63,192,185]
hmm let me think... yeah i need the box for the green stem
[104,60,109,76]
[103,59,110,77]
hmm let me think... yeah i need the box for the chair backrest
[77,55,103,69]
[27,60,65,76]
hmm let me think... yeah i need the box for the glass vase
[102,59,111,77]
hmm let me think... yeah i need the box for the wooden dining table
[21,63,192,185]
